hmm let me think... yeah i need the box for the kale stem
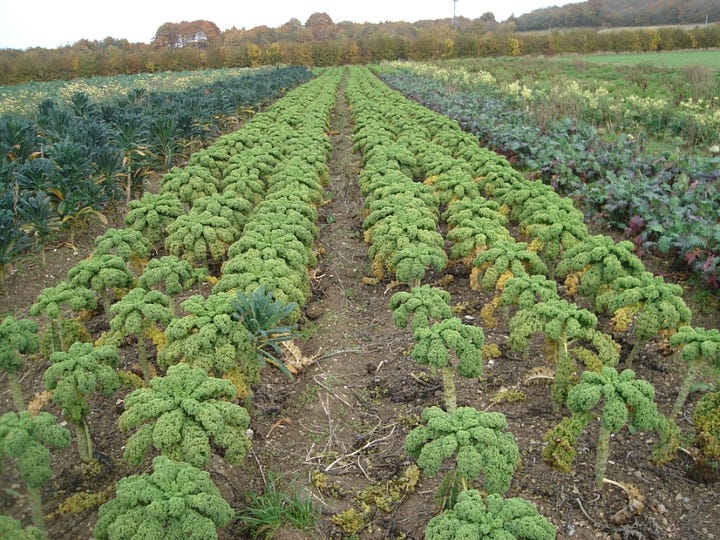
[624,340,644,368]
[137,331,151,384]
[102,290,113,324]
[74,419,93,463]
[671,357,701,421]
[595,425,611,489]
[442,366,457,411]
[54,313,65,352]
[26,486,47,534]
[8,372,26,411]
[551,339,574,408]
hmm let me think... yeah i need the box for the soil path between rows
[225,73,436,539]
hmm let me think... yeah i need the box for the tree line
[1,12,719,85]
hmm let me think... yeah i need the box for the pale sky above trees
[0,0,574,49]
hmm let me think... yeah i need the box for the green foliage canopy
[159,165,220,205]
[405,406,519,495]
[555,235,646,301]
[164,211,237,267]
[471,240,546,292]
[596,272,692,342]
[160,292,256,378]
[92,227,152,264]
[425,490,556,540]
[389,285,452,332]
[412,318,485,379]
[43,342,120,424]
[0,315,39,375]
[0,515,45,540]
[94,456,234,540]
[0,410,71,488]
[108,287,174,340]
[29,280,97,322]
[119,363,251,468]
[124,192,185,247]
[138,255,204,299]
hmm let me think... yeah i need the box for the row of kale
[0,68,341,538]
[377,66,720,289]
[343,65,718,538]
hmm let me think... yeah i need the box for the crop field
[567,48,720,69]
[1,64,719,540]
[380,60,720,289]
[0,66,274,117]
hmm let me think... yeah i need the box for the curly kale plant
[187,147,231,180]
[509,299,619,407]
[215,254,309,310]
[596,272,691,367]
[228,228,316,272]
[164,210,237,268]
[0,515,44,540]
[392,243,449,288]
[0,315,39,410]
[124,192,185,247]
[444,196,510,265]
[240,213,318,255]
[245,198,319,247]
[427,166,479,206]
[108,287,174,383]
[425,490,556,540]
[518,195,588,265]
[470,239,546,293]
[542,411,593,474]
[693,388,720,460]
[191,191,252,232]
[94,456,234,540]
[364,199,446,287]
[158,165,220,204]
[443,197,507,231]
[222,171,266,206]
[138,255,206,314]
[565,366,665,488]
[389,286,485,410]
[92,227,152,269]
[555,234,646,303]
[669,326,720,421]
[500,275,559,310]
[67,254,135,319]
[43,342,120,463]
[366,207,446,287]
[493,180,555,222]
[30,280,97,352]
[119,363,251,468]
[159,292,257,392]
[0,411,71,533]
[412,318,485,410]
[485,273,559,329]
[405,406,519,496]
[389,286,453,332]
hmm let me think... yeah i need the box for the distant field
[564,49,720,69]
[597,23,712,34]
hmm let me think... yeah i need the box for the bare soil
[1,80,718,540]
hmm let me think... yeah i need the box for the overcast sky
[0,0,576,50]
